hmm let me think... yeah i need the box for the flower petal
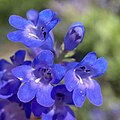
[52,64,66,84]
[36,83,54,107]
[23,103,31,119]
[7,30,23,42]
[65,62,78,70]
[65,106,76,120]
[7,30,45,47]
[64,69,79,92]
[0,59,12,71]
[73,87,86,107]
[33,50,54,67]
[0,79,21,96]
[39,9,59,24]
[39,9,60,32]
[47,19,60,32]
[9,15,32,29]
[92,57,108,78]
[22,61,32,66]
[42,111,54,120]
[80,52,97,66]
[0,71,4,80]
[40,33,54,51]
[31,99,50,117]
[10,50,26,65]
[17,82,36,102]
[0,94,13,99]
[86,80,102,106]
[26,9,38,25]
[12,65,34,82]
[51,85,74,105]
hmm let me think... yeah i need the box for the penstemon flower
[0,50,31,98]
[64,52,108,107]
[7,9,60,48]
[31,85,76,120]
[12,50,66,107]
[0,8,108,119]
[64,22,85,51]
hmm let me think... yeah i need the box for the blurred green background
[0,0,120,119]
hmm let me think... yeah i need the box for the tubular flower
[64,52,108,107]
[31,85,76,120]
[64,22,85,51]
[0,50,31,98]
[12,50,66,107]
[7,9,60,48]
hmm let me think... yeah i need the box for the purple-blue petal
[42,112,53,120]
[73,87,86,107]
[8,94,20,103]
[92,57,108,78]
[17,82,37,102]
[65,106,76,120]
[86,80,103,106]
[7,30,23,42]
[12,65,33,82]
[33,50,54,67]
[0,94,13,99]
[0,59,12,71]
[65,62,78,70]
[26,9,38,25]
[23,103,31,119]
[79,52,97,66]
[22,61,32,66]
[64,69,79,92]
[9,15,32,29]
[40,33,54,51]
[0,79,21,96]
[39,9,59,24]
[36,84,54,107]
[31,99,50,117]
[52,64,66,84]
[0,71,4,80]
[51,85,74,105]
[10,50,26,65]
[47,19,60,32]
[7,30,45,47]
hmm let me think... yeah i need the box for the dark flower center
[26,24,47,41]
[55,93,65,104]
[34,67,53,84]
[75,66,91,83]
[36,26,47,40]
[40,27,46,38]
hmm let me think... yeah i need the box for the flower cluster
[0,9,108,120]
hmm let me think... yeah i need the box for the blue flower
[12,50,66,107]
[64,22,85,51]
[64,52,108,107]
[31,85,76,120]
[7,9,60,48]
[0,50,31,98]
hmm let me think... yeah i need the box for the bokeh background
[0,0,120,119]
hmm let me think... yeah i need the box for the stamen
[80,66,85,70]
[28,33,39,39]
[76,74,83,84]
